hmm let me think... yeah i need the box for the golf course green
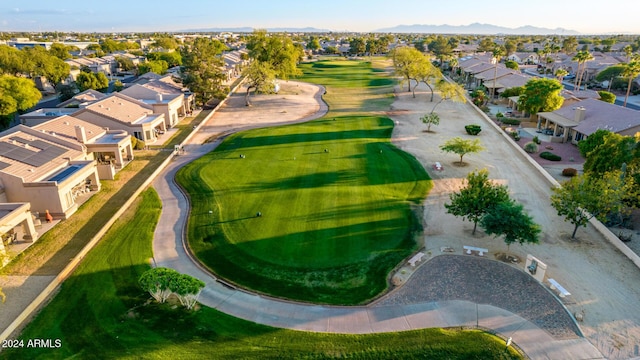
[177,59,432,304]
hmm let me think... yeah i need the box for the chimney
[155,93,163,102]
[574,107,586,122]
[75,125,87,143]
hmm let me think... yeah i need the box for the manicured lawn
[3,188,522,359]
[177,60,432,304]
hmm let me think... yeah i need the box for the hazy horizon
[2,0,639,35]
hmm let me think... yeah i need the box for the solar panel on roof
[0,161,10,170]
[0,140,69,167]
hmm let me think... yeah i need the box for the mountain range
[374,23,580,35]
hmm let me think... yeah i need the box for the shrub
[465,124,481,135]
[524,142,538,153]
[509,131,520,141]
[562,168,578,177]
[496,112,504,118]
[540,151,561,161]
[501,118,521,125]
[532,135,541,144]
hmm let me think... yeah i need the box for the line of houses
[458,54,640,145]
[0,73,194,264]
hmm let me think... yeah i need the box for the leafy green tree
[477,38,496,52]
[504,60,519,70]
[306,36,321,51]
[578,129,611,157]
[138,267,180,303]
[170,273,205,310]
[431,80,466,112]
[480,200,540,251]
[499,86,524,98]
[138,59,168,75]
[244,61,276,105]
[0,74,42,115]
[440,137,485,165]
[147,51,182,68]
[56,83,78,102]
[427,36,453,68]
[0,44,27,75]
[595,64,626,84]
[115,56,135,72]
[562,36,578,54]
[348,37,366,56]
[445,169,510,234]
[583,132,636,175]
[551,171,635,238]
[75,71,109,92]
[113,80,124,92]
[415,59,443,100]
[180,37,229,106]
[49,42,72,60]
[390,46,425,92]
[246,30,302,80]
[597,90,616,103]
[23,46,70,85]
[503,40,516,56]
[151,37,179,50]
[421,112,440,132]
[517,78,563,117]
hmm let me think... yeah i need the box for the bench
[408,252,425,267]
[548,278,571,298]
[463,245,488,256]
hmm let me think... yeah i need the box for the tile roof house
[72,93,166,144]
[537,98,640,143]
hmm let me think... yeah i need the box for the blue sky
[1,0,639,34]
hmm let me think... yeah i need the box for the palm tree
[491,46,505,99]
[555,68,569,83]
[622,54,640,107]
[573,50,594,91]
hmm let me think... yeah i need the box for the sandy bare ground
[389,82,640,359]
[189,81,325,146]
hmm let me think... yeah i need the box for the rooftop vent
[63,121,69,125]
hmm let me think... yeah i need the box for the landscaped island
[177,60,432,304]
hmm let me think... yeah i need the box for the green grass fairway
[3,188,522,360]
[177,60,432,304]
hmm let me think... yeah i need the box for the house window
[575,132,584,142]
[133,131,143,140]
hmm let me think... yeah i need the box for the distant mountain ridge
[179,27,332,33]
[375,23,580,35]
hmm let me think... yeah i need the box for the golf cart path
[152,80,603,359]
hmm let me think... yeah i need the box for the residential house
[0,202,39,261]
[73,93,166,144]
[32,115,133,180]
[537,98,640,143]
[120,84,184,128]
[127,73,195,114]
[0,125,100,220]
[506,52,539,65]
[19,108,79,127]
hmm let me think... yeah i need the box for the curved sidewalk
[152,82,603,360]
